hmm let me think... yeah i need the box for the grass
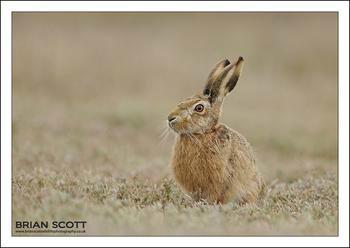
[12,12,338,236]
[13,168,337,235]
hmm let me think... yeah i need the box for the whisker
[159,125,169,139]
[160,129,171,145]
[158,120,173,145]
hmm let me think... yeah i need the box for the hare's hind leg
[237,183,265,206]
[237,193,258,206]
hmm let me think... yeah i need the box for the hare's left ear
[203,57,244,104]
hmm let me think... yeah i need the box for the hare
[167,57,265,205]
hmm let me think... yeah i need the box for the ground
[12,13,338,235]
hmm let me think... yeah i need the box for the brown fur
[168,57,265,204]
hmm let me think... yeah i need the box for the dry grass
[12,12,338,235]
[13,169,337,235]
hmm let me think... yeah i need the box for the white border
[1,1,349,247]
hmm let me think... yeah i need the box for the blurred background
[12,12,337,186]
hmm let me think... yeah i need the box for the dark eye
[194,104,204,112]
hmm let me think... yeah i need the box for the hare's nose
[168,116,177,123]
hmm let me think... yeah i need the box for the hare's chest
[170,136,227,193]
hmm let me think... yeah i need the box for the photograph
[10,11,339,236]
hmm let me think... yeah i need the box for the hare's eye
[194,104,204,112]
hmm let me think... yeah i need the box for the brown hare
[168,57,265,205]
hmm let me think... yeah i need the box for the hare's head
[168,57,244,134]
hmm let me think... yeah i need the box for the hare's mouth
[168,118,183,133]
[168,120,177,131]
[168,116,178,126]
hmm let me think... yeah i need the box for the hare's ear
[205,59,231,88]
[203,57,244,104]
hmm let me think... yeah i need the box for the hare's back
[218,124,264,204]
[217,124,253,150]
[216,124,256,167]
